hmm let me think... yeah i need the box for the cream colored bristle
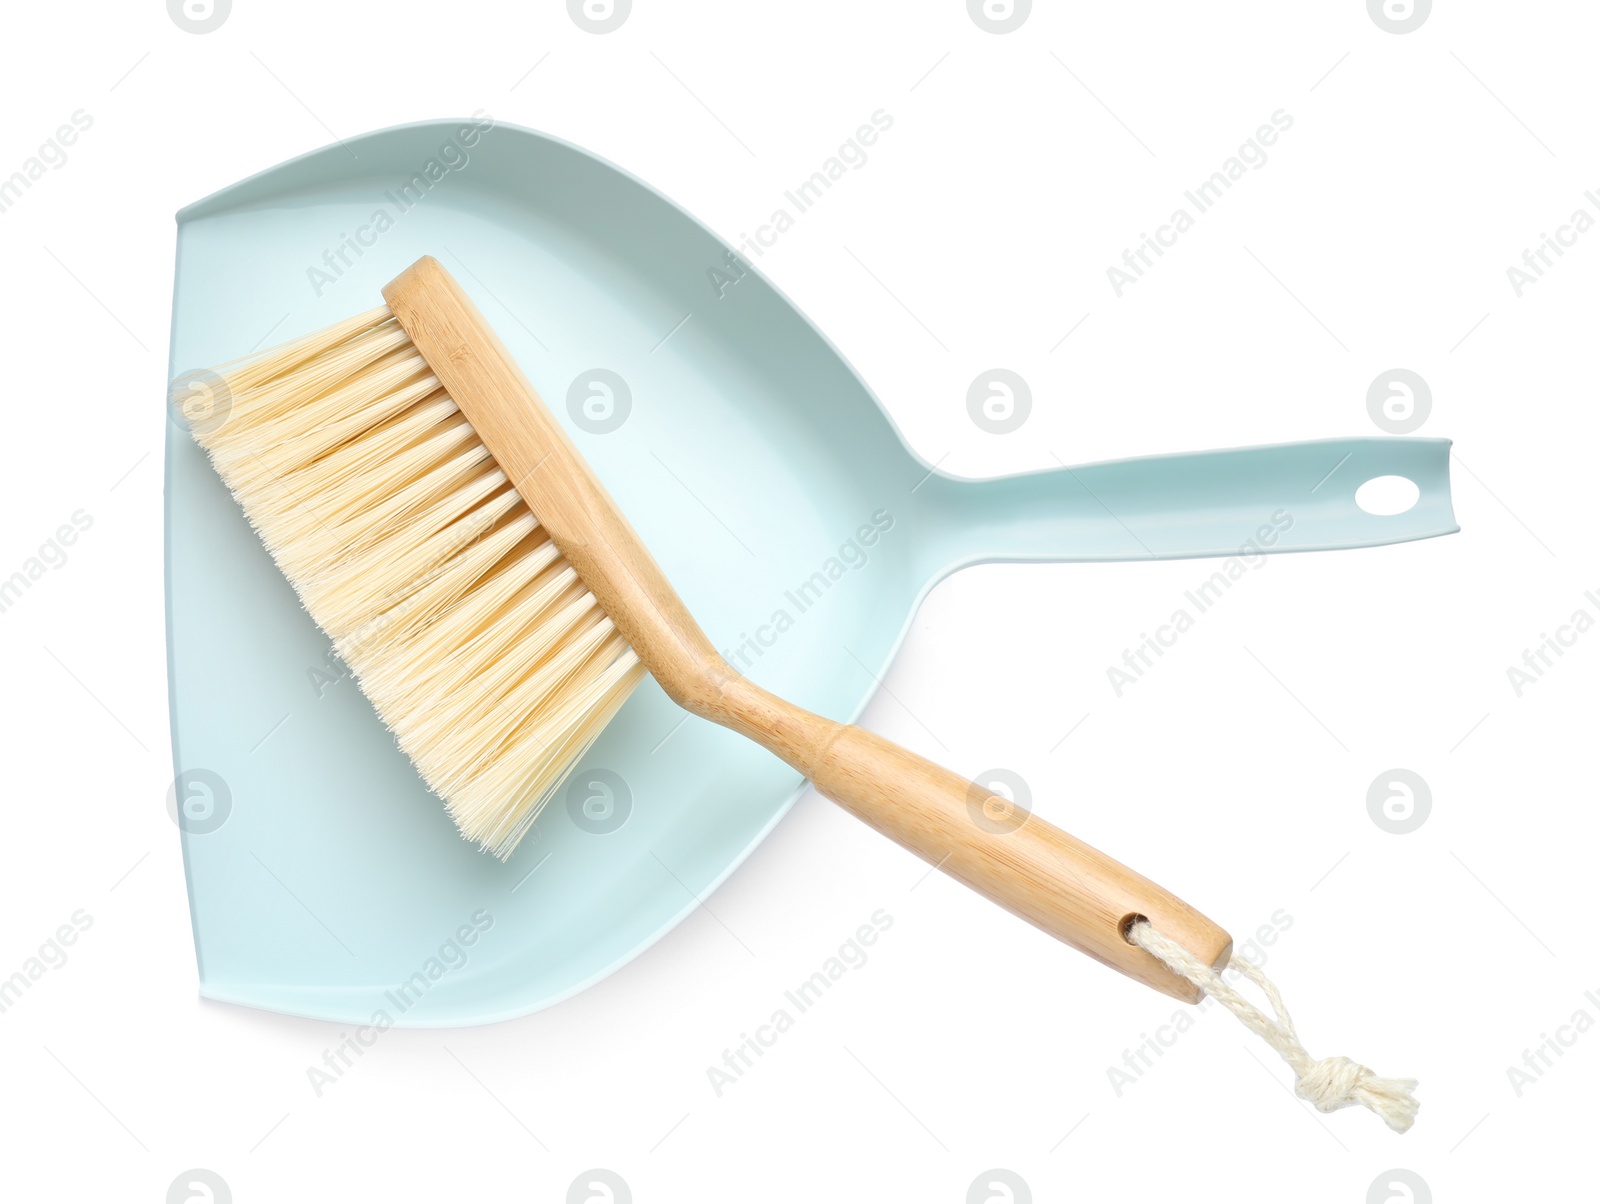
[187,308,646,858]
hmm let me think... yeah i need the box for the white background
[1,1,1596,1201]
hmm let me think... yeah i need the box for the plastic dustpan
[166,119,1458,1026]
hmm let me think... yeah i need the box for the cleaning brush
[181,255,1417,1128]
[192,302,644,857]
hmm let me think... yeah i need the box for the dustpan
[166,119,1457,1026]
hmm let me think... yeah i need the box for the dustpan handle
[916,436,1457,570]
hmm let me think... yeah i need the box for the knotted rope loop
[1128,920,1419,1133]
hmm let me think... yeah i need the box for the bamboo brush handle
[819,729,1229,1001]
[717,685,1231,1002]
[384,255,1232,1003]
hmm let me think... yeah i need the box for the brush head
[184,304,646,858]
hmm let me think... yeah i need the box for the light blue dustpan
[166,120,1457,1026]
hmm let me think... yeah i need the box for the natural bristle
[187,307,645,857]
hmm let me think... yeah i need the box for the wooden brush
[186,255,1231,1001]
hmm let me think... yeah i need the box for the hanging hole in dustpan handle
[1355,474,1421,516]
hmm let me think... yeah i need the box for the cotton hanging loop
[1128,920,1419,1132]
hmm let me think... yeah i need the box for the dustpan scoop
[166,119,1456,1029]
